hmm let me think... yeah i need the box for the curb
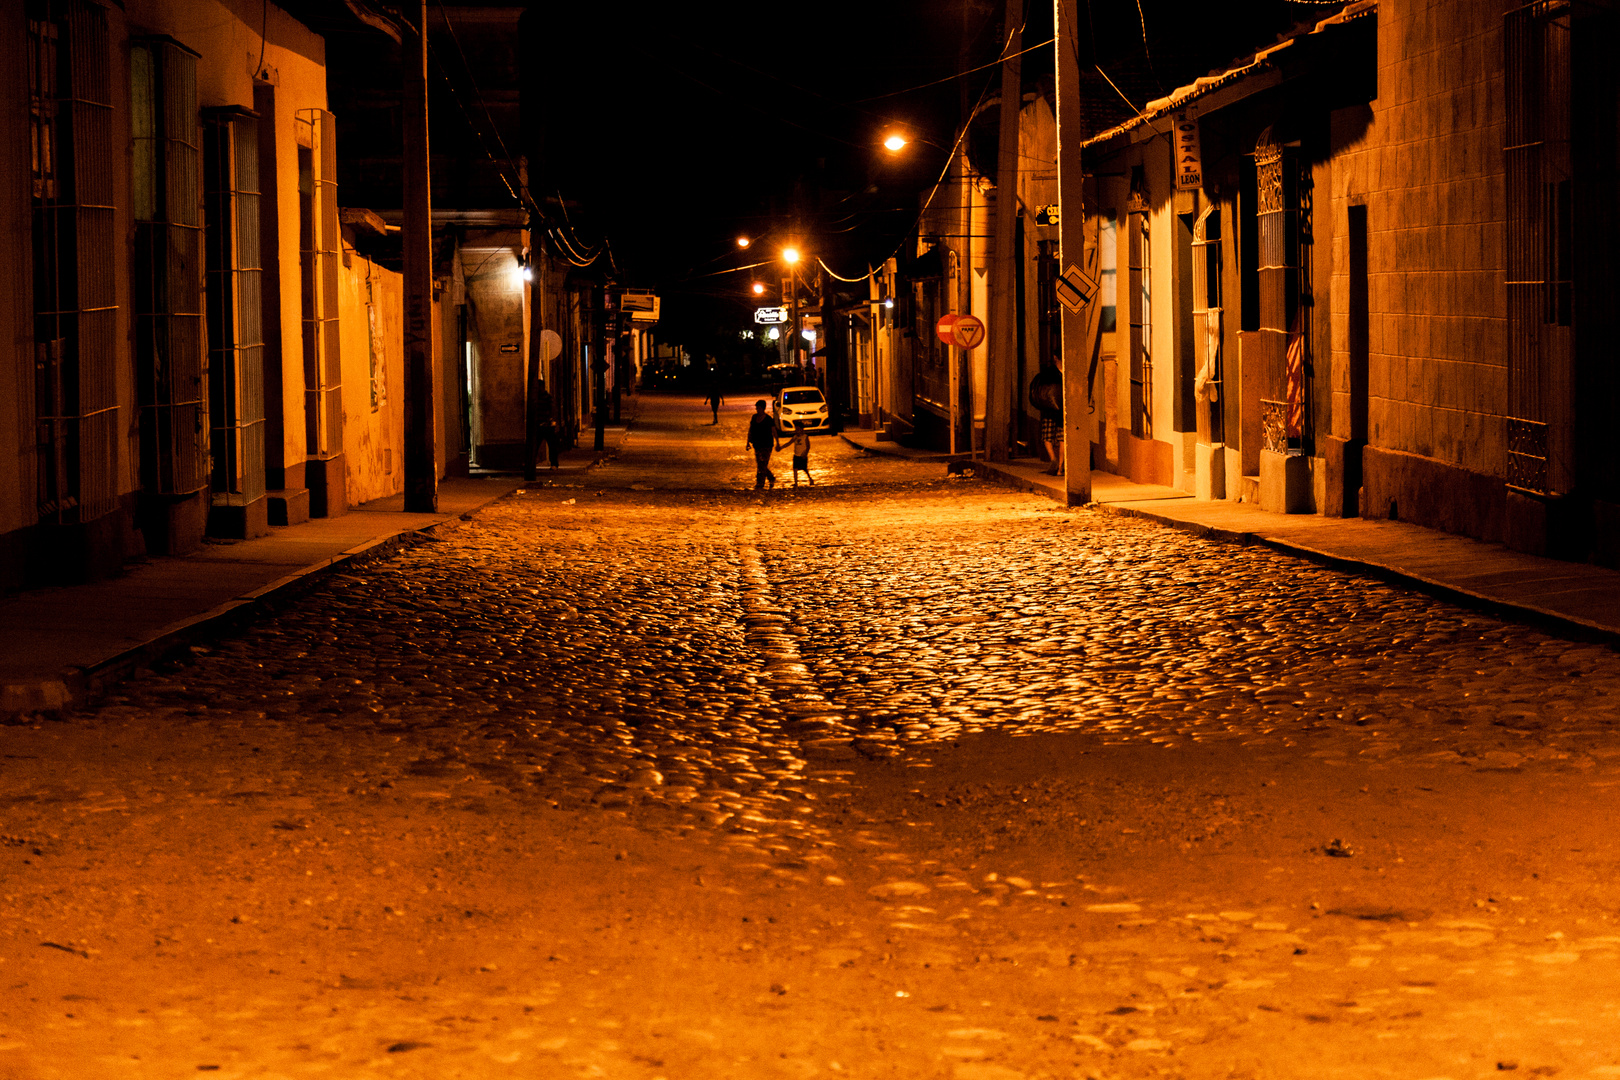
[1,486,522,718]
[1091,501,1620,651]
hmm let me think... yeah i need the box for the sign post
[1054,0,1094,505]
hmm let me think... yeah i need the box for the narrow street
[7,393,1620,1080]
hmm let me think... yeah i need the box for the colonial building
[0,0,520,590]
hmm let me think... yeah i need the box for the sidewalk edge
[1094,502,1620,649]
[5,485,520,717]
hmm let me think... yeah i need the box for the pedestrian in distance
[746,399,777,490]
[778,419,814,487]
[705,385,724,425]
[1030,363,1064,476]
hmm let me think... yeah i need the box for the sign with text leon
[1173,109,1203,190]
[935,313,986,349]
[753,306,789,325]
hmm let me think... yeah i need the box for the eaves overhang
[1081,0,1376,154]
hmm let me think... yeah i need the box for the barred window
[132,36,206,497]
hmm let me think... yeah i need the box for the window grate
[30,0,119,526]
[1505,0,1572,495]
[298,108,343,459]
[203,107,266,508]
[132,37,206,497]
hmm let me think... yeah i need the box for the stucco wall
[1332,0,1507,486]
[339,252,404,506]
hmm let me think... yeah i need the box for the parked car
[774,385,830,435]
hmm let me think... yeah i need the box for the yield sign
[1054,263,1098,314]
[951,314,986,349]
[935,313,987,349]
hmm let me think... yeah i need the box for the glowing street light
[781,246,801,265]
[751,282,766,295]
[883,133,907,152]
[736,235,751,248]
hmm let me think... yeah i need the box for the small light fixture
[781,246,801,265]
[883,133,907,152]
[766,327,780,341]
[883,297,894,309]
[801,327,816,341]
[736,235,751,248]
[752,282,765,295]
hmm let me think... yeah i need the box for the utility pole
[402,0,436,512]
[1054,0,1094,505]
[986,0,1022,462]
[592,286,609,451]
[524,219,542,482]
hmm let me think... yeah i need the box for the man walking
[705,385,724,425]
[746,399,777,490]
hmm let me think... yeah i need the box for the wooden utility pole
[987,0,1022,462]
[402,0,437,512]
[1054,0,1094,504]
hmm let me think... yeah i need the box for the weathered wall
[1331,0,1508,537]
[339,252,403,506]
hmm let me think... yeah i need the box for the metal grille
[1128,175,1152,439]
[1506,416,1549,492]
[132,38,206,496]
[1262,399,1289,454]
[203,108,266,507]
[1504,0,1572,493]
[1191,205,1224,443]
[298,108,342,459]
[30,1,119,525]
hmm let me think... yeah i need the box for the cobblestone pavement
[5,394,1620,1080]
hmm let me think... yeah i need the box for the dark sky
[526,0,1308,317]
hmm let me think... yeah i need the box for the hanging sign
[1173,109,1203,190]
[754,306,789,325]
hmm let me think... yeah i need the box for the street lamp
[781,246,801,265]
[736,235,751,249]
[751,281,765,296]
[883,133,907,152]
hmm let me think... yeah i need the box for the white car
[774,385,830,435]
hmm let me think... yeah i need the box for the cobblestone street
[6,395,1620,1080]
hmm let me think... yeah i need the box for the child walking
[778,420,814,487]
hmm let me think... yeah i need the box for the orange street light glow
[782,247,801,265]
[883,134,907,152]
[736,236,751,248]
[751,282,765,295]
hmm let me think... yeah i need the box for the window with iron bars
[202,107,266,510]
[29,0,118,526]
[131,36,207,499]
[1504,0,1573,495]
[297,109,342,461]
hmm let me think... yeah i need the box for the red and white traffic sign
[935,313,987,349]
[951,314,986,349]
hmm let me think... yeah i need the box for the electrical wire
[1133,0,1162,92]
[854,37,1054,102]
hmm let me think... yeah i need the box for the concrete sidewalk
[0,426,630,716]
[846,429,1620,645]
